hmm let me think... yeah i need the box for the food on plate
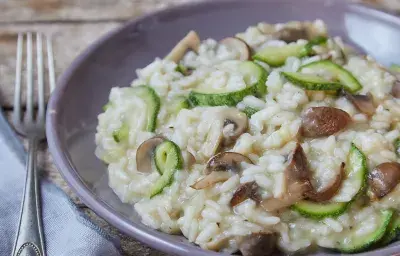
[95,20,400,254]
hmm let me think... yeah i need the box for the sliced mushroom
[368,162,400,199]
[260,144,344,210]
[274,27,308,43]
[261,144,311,211]
[220,108,248,146]
[220,37,251,61]
[238,233,278,256]
[392,81,400,98]
[343,91,375,116]
[301,107,352,138]
[285,143,311,184]
[305,162,345,202]
[205,152,253,175]
[230,181,261,207]
[165,30,201,63]
[136,136,165,173]
[191,152,253,190]
[190,171,231,190]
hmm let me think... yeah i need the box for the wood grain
[0,0,201,23]
[0,22,121,108]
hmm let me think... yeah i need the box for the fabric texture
[0,109,122,256]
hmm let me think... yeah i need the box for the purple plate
[46,0,400,255]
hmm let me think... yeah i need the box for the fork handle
[12,138,46,256]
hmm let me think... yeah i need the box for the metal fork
[12,32,55,256]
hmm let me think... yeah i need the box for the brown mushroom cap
[392,81,400,98]
[230,181,261,207]
[368,162,400,198]
[220,109,248,146]
[305,162,345,202]
[301,107,352,138]
[165,30,201,63]
[191,152,253,190]
[274,28,308,43]
[136,136,165,173]
[205,152,253,175]
[343,91,375,116]
[238,233,278,256]
[220,37,251,61]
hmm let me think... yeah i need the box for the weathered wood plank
[0,0,201,23]
[0,22,121,108]
[1,0,398,23]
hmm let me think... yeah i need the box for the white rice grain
[220,175,240,193]
[196,223,220,243]
[323,218,343,232]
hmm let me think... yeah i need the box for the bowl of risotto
[47,0,400,255]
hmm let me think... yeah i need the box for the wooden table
[0,0,397,255]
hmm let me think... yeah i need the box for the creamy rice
[95,20,400,254]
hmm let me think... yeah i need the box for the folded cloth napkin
[0,109,122,256]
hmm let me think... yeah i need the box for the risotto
[95,20,400,255]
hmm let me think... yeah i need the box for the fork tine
[46,35,56,92]
[13,33,23,124]
[26,32,34,122]
[36,33,45,122]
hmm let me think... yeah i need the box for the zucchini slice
[293,144,367,219]
[300,60,362,93]
[189,86,255,107]
[241,61,268,96]
[189,61,267,106]
[394,138,400,157]
[131,86,161,132]
[336,209,394,253]
[110,86,160,144]
[253,43,306,67]
[167,96,191,115]
[253,36,327,67]
[150,140,183,198]
[381,213,400,245]
[281,72,343,91]
[292,201,348,219]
